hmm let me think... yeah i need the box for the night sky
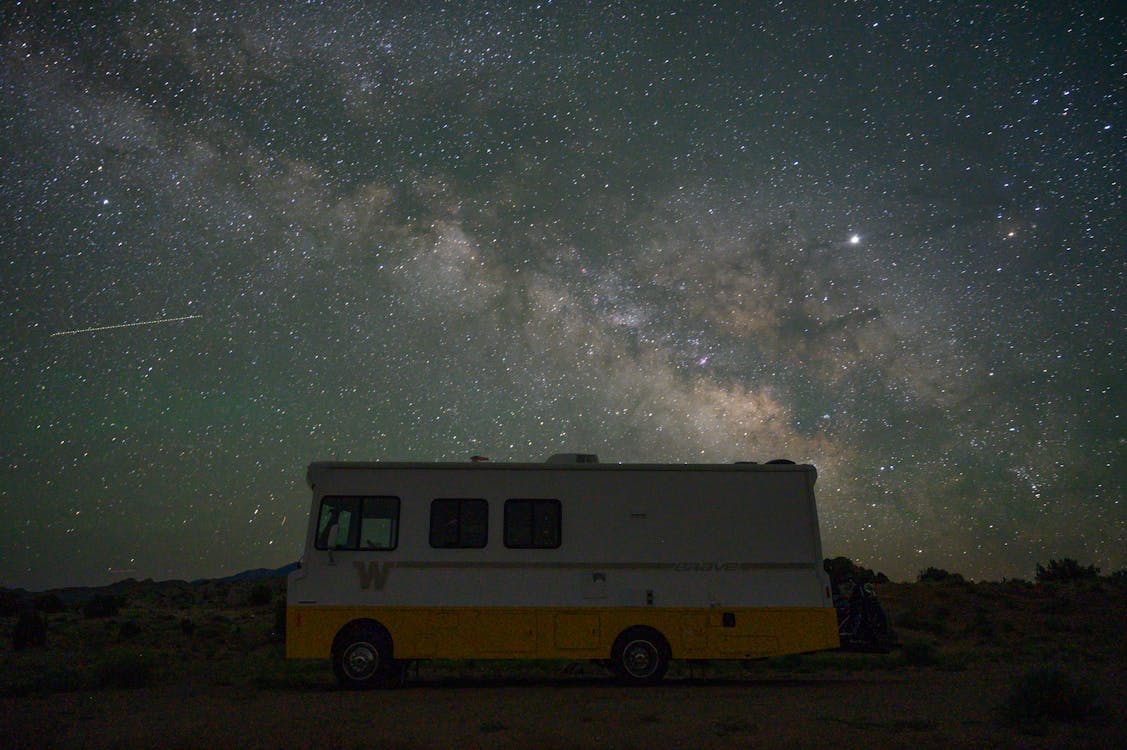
[2,2,1122,590]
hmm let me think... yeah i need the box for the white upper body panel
[289,461,831,609]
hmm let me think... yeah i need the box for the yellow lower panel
[287,606,839,661]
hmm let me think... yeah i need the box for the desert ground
[2,576,1123,749]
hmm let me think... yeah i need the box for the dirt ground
[4,662,1123,750]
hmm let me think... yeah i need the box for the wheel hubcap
[343,641,379,680]
[623,640,657,678]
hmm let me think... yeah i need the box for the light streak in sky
[49,314,202,337]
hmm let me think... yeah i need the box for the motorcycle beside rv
[833,578,898,653]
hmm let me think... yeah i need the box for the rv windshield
[316,496,400,550]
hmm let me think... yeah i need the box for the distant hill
[193,562,301,584]
[0,562,301,605]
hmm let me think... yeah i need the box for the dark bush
[1035,558,1099,583]
[83,594,124,618]
[0,589,22,617]
[13,609,47,650]
[899,640,938,666]
[118,620,143,640]
[97,650,157,689]
[823,556,887,585]
[917,567,965,584]
[273,595,287,641]
[970,608,995,640]
[194,617,232,647]
[180,617,196,636]
[894,609,949,635]
[34,593,65,613]
[248,583,273,606]
[1002,666,1098,724]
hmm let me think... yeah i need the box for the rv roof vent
[546,453,599,464]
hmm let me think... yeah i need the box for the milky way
[2,2,1122,589]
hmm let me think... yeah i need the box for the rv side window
[504,499,561,549]
[429,499,488,548]
[316,496,399,550]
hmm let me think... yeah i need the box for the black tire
[331,621,395,689]
[611,627,671,684]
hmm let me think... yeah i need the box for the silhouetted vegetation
[117,620,143,641]
[1002,666,1100,725]
[0,590,22,617]
[248,583,274,606]
[82,594,124,619]
[13,609,47,650]
[1035,558,1100,583]
[273,594,287,641]
[479,720,509,735]
[96,649,157,689]
[893,608,949,636]
[822,556,889,585]
[897,640,939,667]
[34,594,65,613]
[917,567,965,584]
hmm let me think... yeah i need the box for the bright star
[849,234,861,244]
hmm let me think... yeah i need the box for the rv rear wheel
[332,621,395,689]
[611,627,670,684]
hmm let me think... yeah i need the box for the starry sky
[2,2,1123,590]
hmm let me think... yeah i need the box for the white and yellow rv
[286,454,840,687]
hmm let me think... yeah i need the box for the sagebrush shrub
[1002,666,1097,724]
[97,650,157,689]
[34,594,65,613]
[118,620,143,640]
[0,590,21,617]
[899,641,938,666]
[917,567,965,584]
[1035,558,1099,583]
[248,583,273,606]
[13,609,47,650]
[83,594,123,618]
[273,596,287,640]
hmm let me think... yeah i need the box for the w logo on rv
[354,561,395,591]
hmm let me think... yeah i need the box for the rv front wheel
[332,622,394,689]
[612,627,670,684]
